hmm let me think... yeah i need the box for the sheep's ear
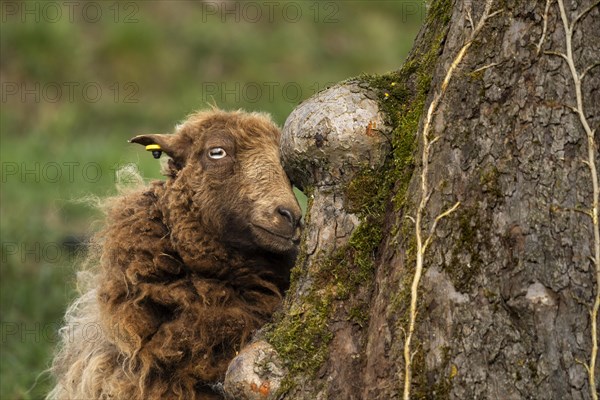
[129,133,189,165]
[129,133,173,154]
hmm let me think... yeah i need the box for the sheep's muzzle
[249,201,302,254]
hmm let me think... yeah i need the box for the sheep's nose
[277,206,300,229]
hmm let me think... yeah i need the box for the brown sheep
[48,109,302,400]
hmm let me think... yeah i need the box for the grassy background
[0,1,424,398]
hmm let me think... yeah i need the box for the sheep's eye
[208,147,227,159]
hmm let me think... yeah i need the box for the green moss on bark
[268,295,333,377]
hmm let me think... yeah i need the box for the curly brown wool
[48,109,302,400]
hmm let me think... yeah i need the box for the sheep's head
[130,109,302,256]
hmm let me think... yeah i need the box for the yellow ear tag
[145,144,162,159]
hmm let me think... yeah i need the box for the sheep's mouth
[250,223,300,250]
[251,223,297,241]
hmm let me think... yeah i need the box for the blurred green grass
[0,1,424,398]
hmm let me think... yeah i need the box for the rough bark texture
[410,0,600,398]
[225,0,600,399]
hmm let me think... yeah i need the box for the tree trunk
[224,0,600,399]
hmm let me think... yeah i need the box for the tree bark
[224,0,600,399]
